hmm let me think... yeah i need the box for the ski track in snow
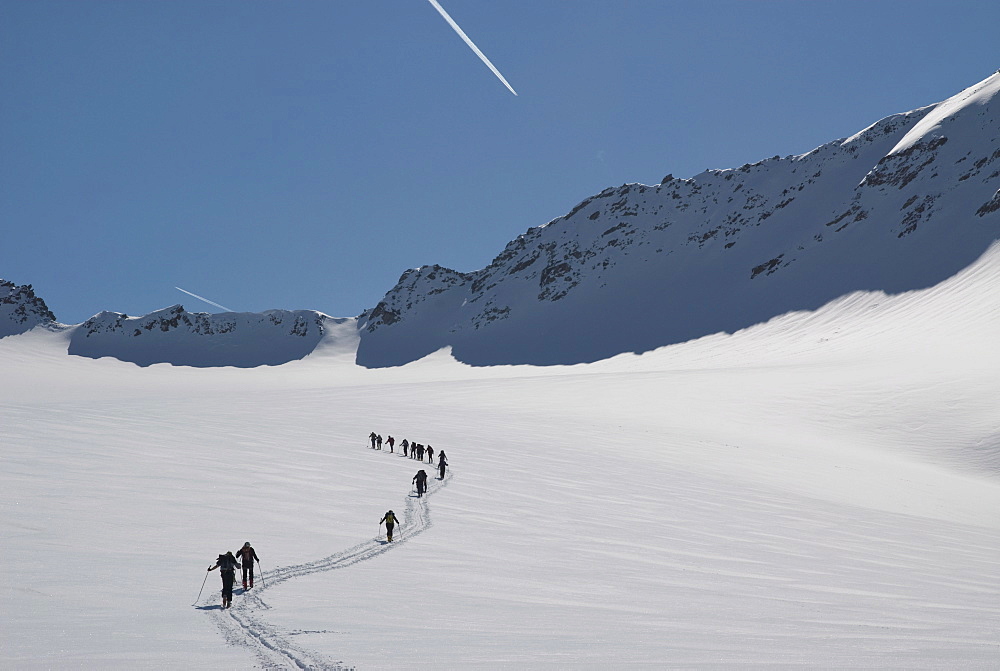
[198,451,451,670]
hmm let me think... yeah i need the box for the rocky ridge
[69,304,339,367]
[357,72,1000,367]
[0,279,57,338]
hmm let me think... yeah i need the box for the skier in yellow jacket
[380,510,399,542]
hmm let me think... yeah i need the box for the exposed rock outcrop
[0,280,57,338]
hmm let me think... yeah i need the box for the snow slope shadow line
[200,471,453,669]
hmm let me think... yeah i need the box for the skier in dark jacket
[234,542,260,590]
[208,551,241,609]
[426,445,434,464]
[438,451,448,479]
[413,469,428,497]
[380,510,399,542]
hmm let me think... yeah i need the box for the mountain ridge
[3,72,999,368]
[356,72,1000,366]
[68,304,342,367]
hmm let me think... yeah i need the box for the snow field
[3,247,1000,668]
[261,376,1000,668]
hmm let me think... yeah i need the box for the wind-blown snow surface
[3,245,1000,668]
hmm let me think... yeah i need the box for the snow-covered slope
[359,72,1000,366]
[2,238,999,668]
[0,279,57,338]
[68,304,350,367]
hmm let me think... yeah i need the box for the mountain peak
[890,71,1000,156]
[0,279,57,338]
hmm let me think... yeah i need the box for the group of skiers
[203,438,450,609]
[206,542,260,609]
[369,431,448,484]
[368,431,438,465]
[369,432,449,542]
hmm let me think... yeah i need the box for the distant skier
[426,445,434,464]
[401,439,409,457]
[376,434,383,450]
[437,451,448,479]
[413,469,428,497]
[380,509,399,542]
[369,432,377,449]
[234,541,260,590]
[386,436,395,453]
[416,444,425,461]
[208,551,241,609]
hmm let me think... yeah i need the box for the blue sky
[3,0,999,324]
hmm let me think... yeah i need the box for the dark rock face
[357,74,1000,368]
[0,280,57,338]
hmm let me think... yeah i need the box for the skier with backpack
[438,451,448,479]
[207,551,240,609]
[235,541,260,590]
[380,510,399,542]
[413,469,428,497]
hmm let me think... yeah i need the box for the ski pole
[194,569,210,605]
[256,560,265,588]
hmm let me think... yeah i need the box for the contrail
[426,0,518,96]
[175,287,234,313]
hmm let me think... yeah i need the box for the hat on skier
[244,542,250,547]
